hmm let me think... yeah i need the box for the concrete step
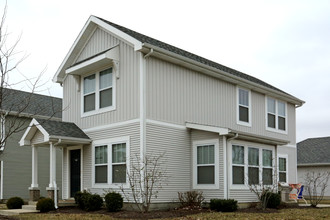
[28,201,37,206]
[22,205,37,211]
[0,209,39,216]
[58,199,77,207]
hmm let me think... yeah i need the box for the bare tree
[304,171,330,207]
[0,3,60,152]
[120,153,168,213]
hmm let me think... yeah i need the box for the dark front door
[70,149,81,197]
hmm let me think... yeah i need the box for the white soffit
[186,122,229,135]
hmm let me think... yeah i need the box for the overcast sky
[2,0,330,142]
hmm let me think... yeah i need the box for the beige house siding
[278,146,297,183]
[62,28,140,129]
[146,57,296,144]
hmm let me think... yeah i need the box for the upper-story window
[82,67,115,116]
[237,87,251,126]
[266,97,286,132]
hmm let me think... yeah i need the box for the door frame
[66,146,83,199]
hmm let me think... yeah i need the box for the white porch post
[29,145,40,201]
[31,145,38,188]
[49,142,56,188]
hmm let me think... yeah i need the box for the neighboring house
[297,137,330,198]
[20,16,304,206]
[0,88,62,200]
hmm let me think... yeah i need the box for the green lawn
[17,207,330,220]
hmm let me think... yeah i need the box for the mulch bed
[45,206,210,219]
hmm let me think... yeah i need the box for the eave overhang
[65,45,119,76]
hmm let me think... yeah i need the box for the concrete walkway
[0,202,39,216]
[299,203,330,208]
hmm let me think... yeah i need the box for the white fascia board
[186,122,229,135]
[91,16,142,51]
[141,43,305,107]
[297,163,330,167]
[19,118,50,146]
[49,136,91,144]
[53,16,142,83]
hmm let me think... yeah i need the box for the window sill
[92,183,129,189]
[237,121,252,127]
[266,127,288,135]
[82,106,116,118]
[193,184,219,190]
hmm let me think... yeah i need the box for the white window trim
[229,141,275,190]
[265,96,288,134]
[192,139,219,190]
[278,154,288,183]
[92,136,130,189]
[81,66,116,118]
[236,87,252,127]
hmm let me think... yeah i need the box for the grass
[17,208,330,220]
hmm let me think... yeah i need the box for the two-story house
[20,16,304,206]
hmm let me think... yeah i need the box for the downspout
[225,133,238,199]
[53,139,61,209]
[144,48,154,59]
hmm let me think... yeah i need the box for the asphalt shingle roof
[35,119,90,140]
[96,16,292,97]
[297,137,330,165]
[1,88,62,118]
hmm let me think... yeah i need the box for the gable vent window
[267,97,287,132]
[237,87,251,126]
[82,67,115,115]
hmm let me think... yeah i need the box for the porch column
[29,145,40,201]
[48,142,56,188]
[47,142,58,201]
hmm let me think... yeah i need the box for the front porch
[19,118,91,203]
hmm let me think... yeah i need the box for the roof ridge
[95,16,294,98]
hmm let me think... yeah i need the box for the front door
[70,149,81,197]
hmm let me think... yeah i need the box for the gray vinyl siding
[145,123,191,203]
[191,130,225,201]
[62,27,140,129]
[0,116,62,200]
[278,146,297,183]
[146,57,296,144]
[61,122,140,199]
[31,130,44,145]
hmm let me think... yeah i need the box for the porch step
[58,199,77,207]
[22,205,37,211]
[28,201,37,206]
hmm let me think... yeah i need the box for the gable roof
[19,118,90,146]
[297,137,330,166]
[1,88,62,119]
[53,16,304,106]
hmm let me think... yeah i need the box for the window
[248,147,259,185]
[82,67,115,115]
[231,143,274,187]
[237,88,251,126]
[197,145,215,184]
[93,137,129,187]
[279,157,287,182]
[262,149,273,185]
[193,140,219,189]
[267,97,286,132]
[95,145,107,183]
[232,145,244,184]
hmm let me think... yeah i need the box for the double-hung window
[232,145,244,184]
[267,97,286,132]
[237,88,251,126]
[279,156,287,182]
[193,140,219,189]
[248,147,259,185]
[262,149,273,185]
[93,137,129,186]
[82,67,114,115]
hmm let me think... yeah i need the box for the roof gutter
[297,163,330,167]
[140,43,305,107]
